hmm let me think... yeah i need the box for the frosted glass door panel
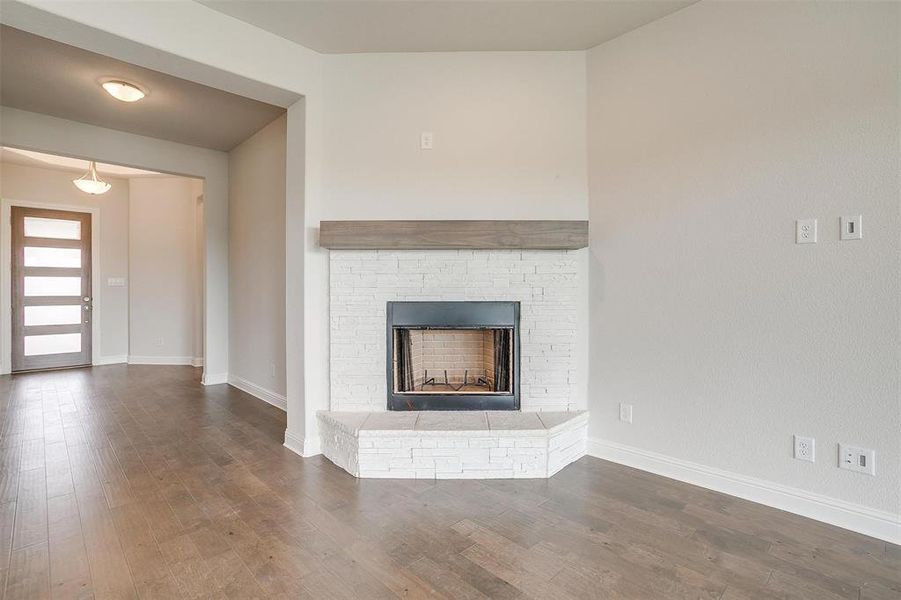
[23,217,81,239]
[24,276,81,296]
[24,333,81,356]
[12,207,92,371]
[24,305,83,326]
[24,247,82,268]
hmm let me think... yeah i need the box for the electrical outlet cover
[796,219,817,244]
[619,403,632,424]
[793,435,815,462]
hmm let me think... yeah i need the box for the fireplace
[386,301,520,410]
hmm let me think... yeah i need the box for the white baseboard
[284,430,321,458]
[586,438,901,545]
[202,372,228,385]
[191,357,204,367]
[227,375,286,411]
[93,355,127,366]
[127,355,196,366]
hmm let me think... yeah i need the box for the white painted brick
[468,439,499,449]
[321,409,587,480]
[330,249,579,412]
[514,439,546,448]
[412,457,436,468]
[434,458,463,472]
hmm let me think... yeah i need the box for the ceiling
[0,26,286,151]
[0,147,167,177]
[199,0,695,54]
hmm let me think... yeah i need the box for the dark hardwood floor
[0,365,897,599]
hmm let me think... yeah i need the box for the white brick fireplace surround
[320,248,589,479]
[330,249,580,411]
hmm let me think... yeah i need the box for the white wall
[0,161,130,362]
[128,177,202,363]
[194,194,204,362]
[228,115,287,403]
[322,52,588,220]
[587,0,900,526]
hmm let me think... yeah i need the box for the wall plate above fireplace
[386,301,521,411]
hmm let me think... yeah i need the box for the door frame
[0,199,102,374]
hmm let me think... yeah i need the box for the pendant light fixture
[73,161,111,195]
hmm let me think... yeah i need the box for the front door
[11,207,92,372]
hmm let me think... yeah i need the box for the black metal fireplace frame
[386,301,520,411]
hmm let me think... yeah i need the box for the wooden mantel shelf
[319,220,589,250]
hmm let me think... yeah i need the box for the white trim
[127,355,196,366]
[284,430,321,457]
[586,438,901,545]
[93,354,127,365]
[227,375,286,411]
[0,198,102,375]
[191,357,204,367]
[202,371,228,386]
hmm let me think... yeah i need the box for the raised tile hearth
[318,410,588,479]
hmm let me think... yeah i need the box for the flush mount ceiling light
[73,161,111,195]
[101,80,146,102]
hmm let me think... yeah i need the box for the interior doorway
[1,148,205,376]
[10,206,93,371]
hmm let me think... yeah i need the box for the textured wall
[587,1,901,513]
[228,115,287,399]
[128,177,201,362]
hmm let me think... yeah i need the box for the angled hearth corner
[318,220,590,479]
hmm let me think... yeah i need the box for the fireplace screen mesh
[393,327,513,394]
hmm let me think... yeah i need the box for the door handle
[83,297,91,302]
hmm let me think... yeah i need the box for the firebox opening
[393,327,513,395]
[386,301,520,411]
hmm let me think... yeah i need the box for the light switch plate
[107,277,127,287]
[420,131,434,150]
[840,215,862,240]
[796,219,817,244]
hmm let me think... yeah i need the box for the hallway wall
[128,177,204,364]
[228,115,287,406]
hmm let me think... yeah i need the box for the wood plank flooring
[0,365,897,599]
